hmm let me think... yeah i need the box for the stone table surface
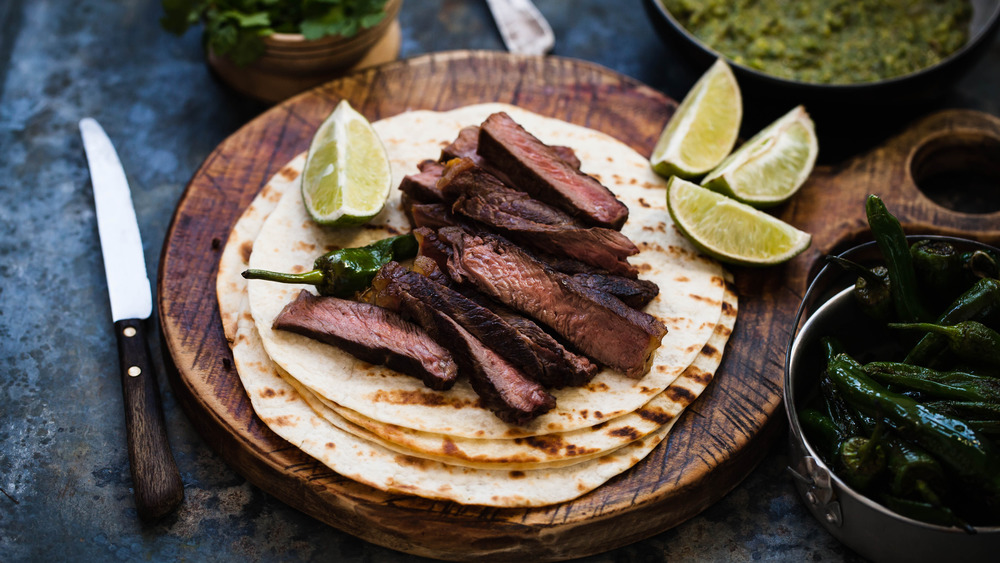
[2,1,998,561]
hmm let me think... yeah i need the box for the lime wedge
[702,105,818,208]
[667,176,811,266]
[302,100,392,226]
[650,59,742,179]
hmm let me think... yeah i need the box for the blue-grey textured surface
[1,1,998,561]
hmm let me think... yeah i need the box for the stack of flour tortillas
[216,104,737,507]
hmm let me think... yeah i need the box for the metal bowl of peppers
[784,196,1000,561]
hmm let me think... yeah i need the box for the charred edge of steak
[571,273,660,309]
[414,226,456,275]
[412,254,451,286]
[446,230,667,378]
[477,112,629,230]
[441,125,582,170]
[372,263,555,424]
[484,298,598,388]
[398,159,446,203]
[272,290,458,390]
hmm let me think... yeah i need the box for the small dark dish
[784,236,1000,562]
[643,0,1000,109]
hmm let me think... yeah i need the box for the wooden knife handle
[114,318,184,520]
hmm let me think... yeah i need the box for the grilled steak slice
[477,112,629,230]
[440,125,482,163]
[272,290,458,390]
[486,300,598,387]
[398,159,446,203]
[442,125,582,170]
[410,202,461,230]
[444,229,666,377]
[372,262,555,424]
[439,158,579,227]
[571,273,660,309]
[439,159,639,277]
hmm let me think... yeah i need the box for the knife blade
[80,117,183,521]
[486,0,555,56]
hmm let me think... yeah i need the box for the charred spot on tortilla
[665,386,696,404]
[441,438,460,456]
[608,426,641,441]
[267,415,295,427]
[687,367,714,386]
[514,434,566,455]
[722,300,737,317]
[240,241,253,263]
[278,166,299,182]
[394,454,430,469]
[637,407,673,425]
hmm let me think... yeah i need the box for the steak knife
[486,0,555,55]
[79,118,184,520]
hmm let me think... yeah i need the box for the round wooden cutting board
[158,50,1000,561]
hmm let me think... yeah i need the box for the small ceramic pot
[208,0,402,103]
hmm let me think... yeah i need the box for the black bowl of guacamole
[644,0,1000,110]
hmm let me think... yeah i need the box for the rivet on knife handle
[114,318,184,520]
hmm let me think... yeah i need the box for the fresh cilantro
[161,0,389,66]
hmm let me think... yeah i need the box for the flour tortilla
[217,155,304,343]
[231,294,677,506]
[244,104,727,439]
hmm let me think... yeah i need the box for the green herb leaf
[161,0,389,64]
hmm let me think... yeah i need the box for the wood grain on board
[158,51,1000,561]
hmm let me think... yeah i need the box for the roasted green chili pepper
[884,438,946,499]
[826,351,1000,499]
[838,433,887,491]
[911,240,962,305]
[865,195,931,323]
[826,255,892,321]
[925,401,1000,421]
[799,407,842,462]
[863,362,1000,403]
[904,278,1000,366]
[242,234,418,298]
[963,249,1000,281]
[892,321,1000,368]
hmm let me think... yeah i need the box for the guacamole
[663,0,972,84]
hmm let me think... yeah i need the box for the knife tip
[79,117,98,132]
